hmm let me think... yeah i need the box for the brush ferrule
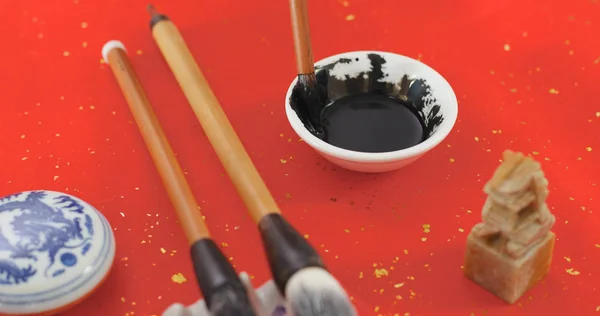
[190,239,256,316]
[149,14,170,29]
[258,213,326,295]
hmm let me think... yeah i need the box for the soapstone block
[463,231,555,304]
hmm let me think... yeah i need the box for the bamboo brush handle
[151,21,281,224]
[289,0,315,74]
[105,47,210,244]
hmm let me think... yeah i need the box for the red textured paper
[1,0,599,315]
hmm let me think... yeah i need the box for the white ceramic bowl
[285,51,458,173]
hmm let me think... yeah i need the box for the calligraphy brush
[146,5,356,316]
[289,0,328,138]
[102,40,256,316]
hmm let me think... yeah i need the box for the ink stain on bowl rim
[285,51,458,167]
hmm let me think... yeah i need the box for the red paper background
[1,0,599,315]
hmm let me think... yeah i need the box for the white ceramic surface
[0,190,116,315]
[163,273,287,316]
[285,51,458,173]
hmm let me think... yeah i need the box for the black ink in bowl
[320,93,424,153]
[289,53,444,153]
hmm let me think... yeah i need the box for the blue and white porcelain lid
[0,190,116,315]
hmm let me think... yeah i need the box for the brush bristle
[289,74,328,138]
[285,267,356,316]
[207,283,257,316]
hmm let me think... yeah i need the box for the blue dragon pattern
[0,191,95,285]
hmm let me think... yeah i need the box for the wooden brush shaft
[289,0,315,74]
[106,47,210,244]
[151,20,281,223]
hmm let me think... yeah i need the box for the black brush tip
[190,239,256,316]
[207,283,257,316]
[257,213,326,295]
[289,73,328,138]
